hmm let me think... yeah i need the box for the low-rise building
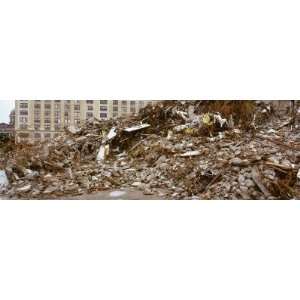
[0,123,14,138]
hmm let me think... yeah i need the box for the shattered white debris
[68,125,81,134]
[97,145,110,162]
[179,151,201,157]
[176,110,189,121]
[124,124,150,132]
[16,184,32,193]
[174,124,190,132]
[214,114,227,127]
[105,127,117,142]
[167,130,173,140]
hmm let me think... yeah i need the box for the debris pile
[1,100,299,200]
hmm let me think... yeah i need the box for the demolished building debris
[0,100,299,200]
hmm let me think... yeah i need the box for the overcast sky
[0,100,15,123]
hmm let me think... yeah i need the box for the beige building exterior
[15,100,153,143]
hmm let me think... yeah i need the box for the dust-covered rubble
[1,100,299,200]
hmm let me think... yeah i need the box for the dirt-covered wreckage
[0,100,299,200]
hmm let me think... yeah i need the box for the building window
[54,103,61,110]
[20,110,28,116]
[86,100,94,104]
[64,113,70,125]
[34,112,41,119]
[44,119,51,130]
[100,113,107,119]
[113,100,118,105]
[19,133,29,138]
[20,103,28,109]
[100,100,108,104]
[100,106,107,111]
[87,106,94,111]
[74,119,81,125]
[19,116,28,123]
[86,112,93,118]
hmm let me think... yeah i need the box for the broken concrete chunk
[174,124,190,132]
[176,110,189,121]
[16,184,32,193]
[179,151,201,157]
[251,167,271,198]
[24,169,39,180]
[245,179,255,188]
[43,185,58,194]
[167,130,173,140]
[230,158,250,167]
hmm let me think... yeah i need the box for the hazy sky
[0,100,15,123]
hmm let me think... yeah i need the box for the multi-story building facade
[15,100,153,143]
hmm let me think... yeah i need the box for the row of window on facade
[17,131,61,141]
[19,100,141,108]
[18,102,145,129]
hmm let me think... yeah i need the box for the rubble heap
[1,101,299,200]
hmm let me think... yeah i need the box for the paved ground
[63,189,165,200]
[0,189,167,200]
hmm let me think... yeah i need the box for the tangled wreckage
[0,100,299,200]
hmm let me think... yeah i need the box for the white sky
[0,100,14,123]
